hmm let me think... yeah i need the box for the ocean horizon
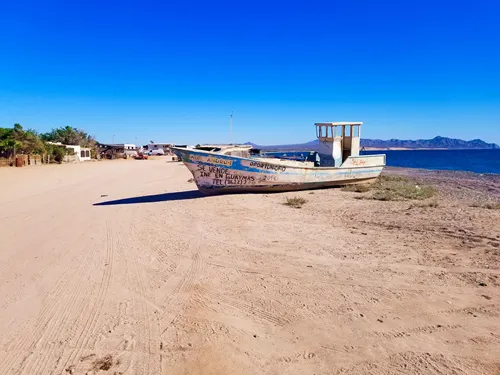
[362,149,500,174]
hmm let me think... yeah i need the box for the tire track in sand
[113,224,156,375]
[134,229,177,274]
[132,253,155,375]
[161,251,204,337]
[194,286,291,327]
[18,240,102,375]
[159,222,206,347]
[56,222,115,374]
[0,232,100,375]
[98,207,171,375]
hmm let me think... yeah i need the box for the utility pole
[230,111,233,145]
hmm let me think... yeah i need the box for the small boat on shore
[173,122,386,195]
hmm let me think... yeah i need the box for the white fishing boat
[173,122,386,194]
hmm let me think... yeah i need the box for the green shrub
[350,175,436,202]
[409,200,439,208]
[471,201,500,210]
[342,184,372,193]
[284,196,308,208]
[52,147,66,164]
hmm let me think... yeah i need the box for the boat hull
[173,148,385,195]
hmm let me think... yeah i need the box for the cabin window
[86,150,90,157]
[81,150,85,157]
[353,126,360,137]
[346,126,351,137]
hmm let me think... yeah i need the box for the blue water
[361,149,500,174]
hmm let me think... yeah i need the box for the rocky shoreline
[384,167,500,203]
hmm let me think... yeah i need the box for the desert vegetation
[284,196,308,208]
[0,123,97,163]
[471,200,500,210]
[343,175,436,201]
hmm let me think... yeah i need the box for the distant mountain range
[245,136,499,151]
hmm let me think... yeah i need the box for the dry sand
[0,160,499,375]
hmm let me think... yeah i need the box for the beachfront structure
[122,144,138,156]
[98,143,138,159]
[46,142,91,162]
[66,145,91,162]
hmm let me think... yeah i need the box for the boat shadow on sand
[94,190,204,206]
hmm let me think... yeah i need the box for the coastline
[384,166,500,202]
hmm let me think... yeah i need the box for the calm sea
[361,149,500,174]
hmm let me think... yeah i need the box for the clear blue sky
[0,0,499,145]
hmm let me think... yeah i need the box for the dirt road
[0,160,499,374]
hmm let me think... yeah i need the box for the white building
[46,142,91,162]
[66,145,91,161]
[123,144,138,156]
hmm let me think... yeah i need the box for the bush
[371,184,435,201]
[348,175,436,202]
[471,201,500,210]
[342,184,372,193]
[284,196,308,208]
[52,147,66,164]
[378,175,410,183]
[409,200,439,208]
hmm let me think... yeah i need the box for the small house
[46,142,91,162]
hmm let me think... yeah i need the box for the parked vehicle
[150,149,165,156]
[134,153,148,160]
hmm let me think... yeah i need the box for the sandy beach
[0,159,499,375]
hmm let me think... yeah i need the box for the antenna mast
[230,111,233,145]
